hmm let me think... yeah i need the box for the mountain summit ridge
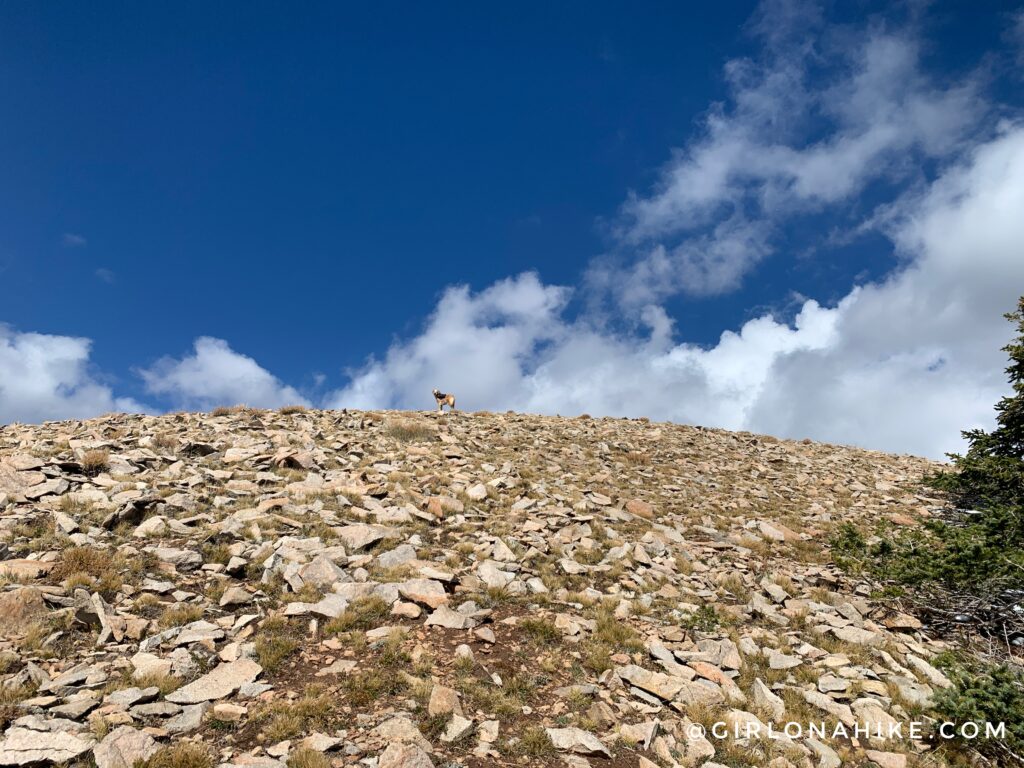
[0,407,951,767]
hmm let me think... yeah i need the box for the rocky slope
[0,407,954,768]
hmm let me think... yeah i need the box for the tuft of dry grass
[0,685,33,731]
[80,449,109,475]
[153,432,179,451]
[455,666,542,717]
[279,404,308,414]
[337,635,410,707]
[513,726,556,757]
[52,546,112,579]
[133,671,182,696]
[252,686,336,742]
[287,748,331,768]
[384,418,437,442]
[210,404,250,417]
[520,617,561,645]
[718,572,751,602]
[133,592,162,612]
[52,545,128,598]
[578,603,644,674]
[144,742,215,768]
[202,543,231,565]
[157,603,204,628]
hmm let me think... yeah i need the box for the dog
[432,388,456,413]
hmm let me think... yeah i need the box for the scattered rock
[0,408,951,768]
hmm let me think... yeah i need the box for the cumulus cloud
[327,274,571,412]
[138,337,310,411]
[332,124,1024,458]
[591,2,985,304]
[328,273,837,428]
[0,326,144,424]
[748,124,1024,452]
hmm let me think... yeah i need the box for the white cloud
[749,124,1024,456]
[332,126,1024,459]
[327,274,571,412]
[328,274,838,428]
[0,326,144,424]
[596,5,985,304]
[62,233,87,248]
[138,337,310,411]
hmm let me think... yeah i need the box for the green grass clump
[513,726,556,757]
[682,604,721,633]
[254,615,303,673]
[576,602,645,673]
[253,687,337,742]
[520,617,561,645]
[325,595,391,634]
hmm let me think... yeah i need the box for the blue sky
[2,1,1024,458]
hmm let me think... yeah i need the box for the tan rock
[625,499,654,519]
[0,727,92,765]
[374,716,432,751]
[93,726,158,768]
[428,684,463,717]
[398,579,448,609]
[212,703,247,721]
[378,743,436,768]
[0,587,48,637]
[0,560,55,580]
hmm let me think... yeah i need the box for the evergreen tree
[931,297,1024,512]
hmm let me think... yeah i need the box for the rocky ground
[0,406,960,768]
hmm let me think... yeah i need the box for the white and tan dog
[432,388,456,413]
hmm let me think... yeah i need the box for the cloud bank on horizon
[2,1,1023,460]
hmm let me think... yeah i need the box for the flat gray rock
[163,703,210,734]
[545,727,610,757]
[166,659,262,704]
[0,727,92,766]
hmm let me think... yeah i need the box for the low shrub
[931,658,1024,761]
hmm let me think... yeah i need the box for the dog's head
[432,389,441,398]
